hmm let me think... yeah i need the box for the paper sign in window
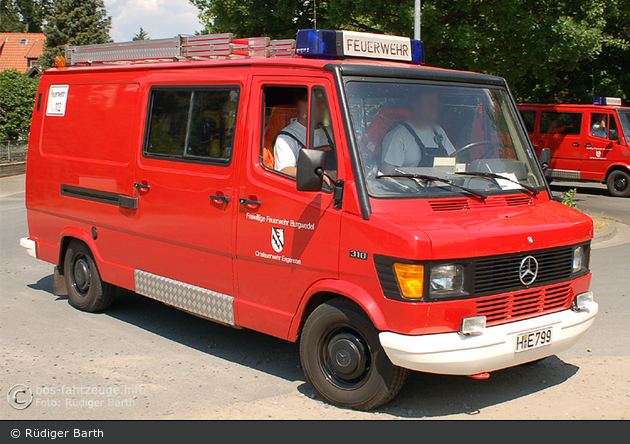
[46,85,70,116]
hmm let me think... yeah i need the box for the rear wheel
[606,169,630,197]
[299,298,407,411]
[63,240,115,312]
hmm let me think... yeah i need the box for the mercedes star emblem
[519,255,539,286]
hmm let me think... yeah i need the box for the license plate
[515,328,552,353]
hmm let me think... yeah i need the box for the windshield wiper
[377,173,487,201]
[454,172,539,195]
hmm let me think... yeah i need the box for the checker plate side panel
[548,169,581,180]
[134,269,234,326]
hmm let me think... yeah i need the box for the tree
[40,0,111,69]
[191,0,315,39]
[0,0,51,33]
[190,0,630,103]
[0,70,38,141]
[133,27,149,41]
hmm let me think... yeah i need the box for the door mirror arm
[315,168,344,209]
[537,147,551,171]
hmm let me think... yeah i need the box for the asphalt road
[550,181,630,225]
[2,175,629,420]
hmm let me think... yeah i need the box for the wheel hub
[614,177,628,191]
[326,332,367,381]
[73,258,91,293]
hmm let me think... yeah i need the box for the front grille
[475,283,573,326]
[474,247,574,295]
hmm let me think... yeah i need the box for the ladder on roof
[65,34,296,66]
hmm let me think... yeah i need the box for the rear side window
[146,87,240,163]
[520,111,536,134]
[540,112,582,135]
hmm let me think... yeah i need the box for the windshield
[345,80,545,198]
[618,110,630,144]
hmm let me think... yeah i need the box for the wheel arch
[287,279,388,342]
[57,228,96,274]
[55,228,134,290]
[605,163,630,180]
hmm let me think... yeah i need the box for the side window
[608,114,618,140]
[146,87,240,163]
[261,86,309,175]
[590,113,608,139]
[520,111,536,134]
[309,87,337,177]
[540,112,582,135]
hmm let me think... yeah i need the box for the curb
[592,222,618,244]
[592,221,630,250]
[0,162,26,178]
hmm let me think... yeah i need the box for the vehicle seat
[360,108,410,158]
[263,104,298,169]
[471,104,513,159]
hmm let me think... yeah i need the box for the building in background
[0,33,46,77]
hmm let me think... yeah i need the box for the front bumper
[379,298,598,375]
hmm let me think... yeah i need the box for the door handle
[585,143,593,148]
[134,182,151,191]
[211,194,230,204]
[239,197,262,207]
[572,142,580,147]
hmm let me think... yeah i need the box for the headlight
[430,264,464,296]
[573,246,585,273]
[393,263,425,299]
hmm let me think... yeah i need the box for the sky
[104,0,203,42]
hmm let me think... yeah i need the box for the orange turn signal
[393,263,425,299]
[54,56,67,68]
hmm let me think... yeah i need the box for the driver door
[234,76,344,339]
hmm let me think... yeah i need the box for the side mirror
[296,149,325,192]
[609,128,618,141]
[538,147,551,171]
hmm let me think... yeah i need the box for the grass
[589,215,610,234]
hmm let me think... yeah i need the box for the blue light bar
[296,29,424,65]
[594,97,622,106]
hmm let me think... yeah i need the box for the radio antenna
[313,0,317,29]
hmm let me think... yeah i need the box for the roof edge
[324,63,506,86]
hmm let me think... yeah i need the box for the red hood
[372,199,593,260]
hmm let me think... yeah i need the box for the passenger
[548,119,566,134]
[274,90,331,177]
[591,114,607,138]
[381,89,455,175]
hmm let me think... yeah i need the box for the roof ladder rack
[65,34,296,66]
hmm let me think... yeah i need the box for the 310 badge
[349,250,368,260]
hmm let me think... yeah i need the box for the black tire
[63,240,115,312]
[299,298,407,411]
[606,169,630,197]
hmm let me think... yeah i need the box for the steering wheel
[451,140,499,161]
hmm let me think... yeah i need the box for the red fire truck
[518,99,630,197]
[21,30,597,410]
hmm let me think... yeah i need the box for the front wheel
[299,298,407,410]
[606,169,630,197]
[63,240,115,312]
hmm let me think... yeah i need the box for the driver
[274,89,331,177]
[381,89,455,175]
